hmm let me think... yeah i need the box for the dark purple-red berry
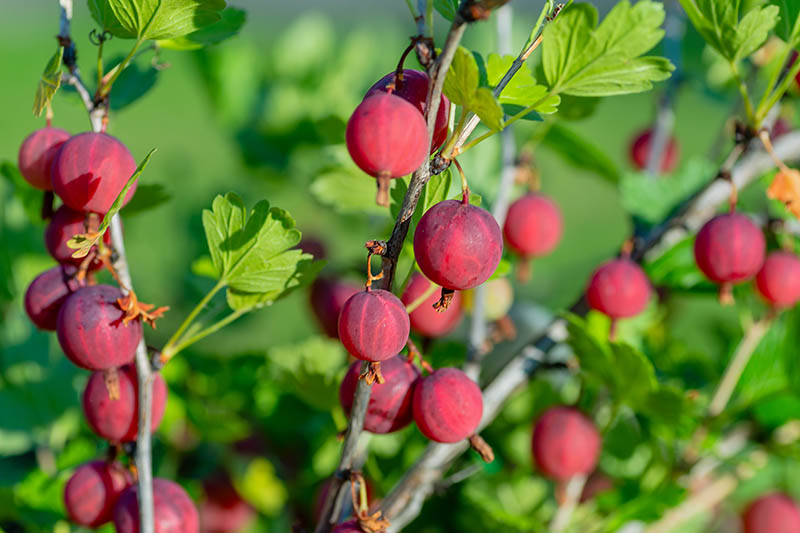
[532,406,601,482]
[64,460,133,528]
[310,277,361,338]
[412,367,482,443]
[413,199,503,291]
[113,478,199,533]
[17,126,70,190]
[45,205,111,269]
[24,264,79,330]
[56,285,142,370]
[755,251,800,309]
[337,289,410,362]
[339,355,420,434]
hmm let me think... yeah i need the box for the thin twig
[550,475,587,532]
[57,2,154,531]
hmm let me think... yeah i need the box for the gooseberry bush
[5,0,800,532]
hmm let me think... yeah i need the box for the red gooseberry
[532,406,601,482]
[400,273,462,338]
[412,367,483,443]
[337,288,410,362]
[17,126,70,190]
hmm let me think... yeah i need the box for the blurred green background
[5,1,799,532]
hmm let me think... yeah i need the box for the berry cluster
[18,127,197,530]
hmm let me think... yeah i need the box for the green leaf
[771,0,800,44]
[32,47,62,117]
[471,87,505,131]
[67,149,156,258]
[610,343,657,403]
[443,47,480,107]
[88,0,226,41]
[644,236,711,291]
[310,168,387,216]
[121,183,171,216]
[0,161,42,223]
[679,0,779,62]
[501,104,543,122]
[107,57,158,110]
[541,122,621,183]
[226,255,322,311]
[434,0,459,21]
[157,6,246,50]
[486,53,558,113]
[542,1,674,97]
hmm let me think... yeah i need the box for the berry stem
[392,41,416,91]
[452,158,470,201]
[162,279,227,359]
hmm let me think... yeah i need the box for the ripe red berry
[199,475,255,533]
[310,277,361,338]
[339,355,420,434]
[365,69,450,151]
[17,126,70,190]
[83,363,167,442]
[113,478,199,533]
[503,193,563,259]
[51,132,137,213]
[337,289,410,362]
[694,213,765,286]
[413,199,503,291]
[56,285,142,370]
[412,367,483,443]
[400,273,462,338]
[742,493,800,533]
[345,92,429,206]
[629,128,680,173]
[24,264,79,330]
[756,251,800,309]
[532,406,601,481]
[586,258,651,319]
[45,205,111,269]
[64,460,133,528]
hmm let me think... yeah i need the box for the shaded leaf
[157,7,246,50]
[434,0,459,21]
[541,122,621,183]
[33,47,62,117]
[310,168,387,216]
[121,183,171,216]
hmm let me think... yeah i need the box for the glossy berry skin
[339,355,420,434]
[310,277,361,338]
[346,92,428,179]
[83,363,167,442]
[200,475,255,533]
[413,367,483,443]
[17,127,70,190]
[56,285,142,370]
[755,252,800,309]
[503,194,563,259]
[24,264,79,330]
[413,200,503,291]
[400,273,462,338]
[694,213,765,284]
[630,128,680,173]
[365,69,450,151]
[113,478,199,533]
[742,493,800,533]
[45,205,111,270]
[532,406,601,482]
[51,132,137,213]
[586,258,651,319]
[337,289,410,362]
[64,460,133,528]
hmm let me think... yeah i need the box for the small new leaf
[471,88,504,131]
[33,47,63,117]
[442,47,506,130]
[543,1,674,97]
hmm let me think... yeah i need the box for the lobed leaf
[88,0,226,41]
[157,7,246,50]
[32,47,63,117]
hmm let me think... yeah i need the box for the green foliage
[390,167,453,241]
[444,47,504,130]
[486,53,560,114]
[88,0,226,41]
[0,161,41,223]
[202,193,319,310]
[679,0,779,62]
[434,0,459,21]
[540,122,621,183]
[268,336,346,411]
[107,55,159,110]
[32,47,62,117]
[542,1,674,96]
[772,0,800,45]
[157,7,246,50]
[121,183,171,216]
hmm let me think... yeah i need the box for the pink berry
[82,363,167,442]
[45,205,111,270]
[51,132,138,213]
[339,355,420,434]
[532,406,601,481]
[503,193,563,259]
[756,251,800,308]
[629,128,680,173]
[400,273,462,338]
[337,289,410,362]
[365,69,450,151]
[742,493,800,533]
[56,285,142,370]
[17,126,70,190]
[694,213,765,284]
[413,199,503,291]
[64,460,133,528]
[345,92,429,206]
[113,478,199,533]
[24,264,79,330]
[412,368,483,443]
[586,258,650,319]
[200,475,255,533]
[310,277,361,338]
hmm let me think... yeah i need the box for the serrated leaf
[157,6,246,50]
[543,1,673,97]
[471,87,504,131]
[443,47,480,107]
[33,47,62,117]
[88,0,226,41]
[226,255,322,311]
[541,122,621,183]
[434,0,459,21]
